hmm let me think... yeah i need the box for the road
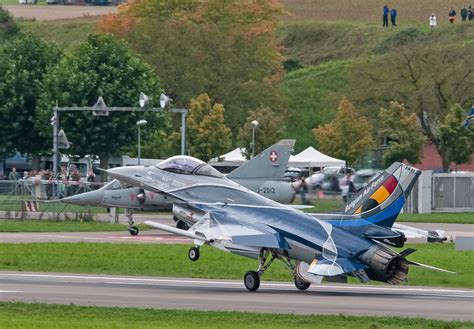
[3,5,117,21]
[0,271,472,321]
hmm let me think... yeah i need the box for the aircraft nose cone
[107,166,152,187]
[61,189,104,206]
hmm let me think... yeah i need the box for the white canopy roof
[209,147,246,165]
[289,146,345,168]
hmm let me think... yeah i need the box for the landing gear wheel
[177,220,189,231]
[129,226,139,236]
[244,271,260,291]
[188,247,200,261]
[294,279,311,291]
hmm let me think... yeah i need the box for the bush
[0,6,18,42]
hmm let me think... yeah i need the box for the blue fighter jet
[106,157,453,291]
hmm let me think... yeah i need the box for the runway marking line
[1,273,473,297]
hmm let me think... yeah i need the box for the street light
[159,93,187,155]
[136,119,147,165]
[251,120,259,158]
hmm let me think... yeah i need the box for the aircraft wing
[146,210,289,249]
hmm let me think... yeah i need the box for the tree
[381,45,474,171]
[187,93,232,161]
[0,34,62,166]
[98,0,285,135]
[37,34,168,177]
[437,104,474,170]
[378,101,425,167]
[237,106,285,158]
[313,97,373,166]
[0,6,18,42]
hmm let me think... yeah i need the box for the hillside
[1,2,473,155]
[280,22,474,151]
[281,0,471,25]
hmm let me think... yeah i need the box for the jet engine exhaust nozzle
[360,245,409,285]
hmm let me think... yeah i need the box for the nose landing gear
[188,246,200,261]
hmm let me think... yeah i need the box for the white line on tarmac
[2,273,473,296]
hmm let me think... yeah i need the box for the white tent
[209,147,246,166]
[289,146,345,168]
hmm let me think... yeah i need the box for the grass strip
[1,302,470,329]
[0,219,151,232]
[0,242,471,288]
[397,213,474,224]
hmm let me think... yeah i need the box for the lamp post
[136,119,147,165]
[251,120,259,158]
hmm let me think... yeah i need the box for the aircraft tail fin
[342,162,421,228]
[227,139,295,179]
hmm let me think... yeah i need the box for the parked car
[351,169,381,192]
[284,167,309,182]
[310,166,355,190]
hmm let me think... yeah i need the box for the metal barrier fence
[432,173,474,211]
[0,179,104,200]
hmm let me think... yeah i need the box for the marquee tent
[289,146,345,168]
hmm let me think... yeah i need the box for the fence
[0,179,104,200]
[432,173,474,212]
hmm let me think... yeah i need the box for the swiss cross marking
[269,151,278,162]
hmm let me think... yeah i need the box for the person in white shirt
[429,13,437,27]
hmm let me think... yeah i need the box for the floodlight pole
[181,111,186,155]
[52,101,188,175]
[52,106,59,179]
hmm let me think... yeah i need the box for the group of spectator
[382,5,398,27]
[383,5,474,28]
[7,165,91,199]
[447,6,474,24]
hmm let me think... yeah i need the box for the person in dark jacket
[383,5,389,27]
[449,7,457,24]
[390,7,398,26]
[461,6,468,22]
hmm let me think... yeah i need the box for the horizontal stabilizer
[393,223,447,243]
[308,256,367,277]
[406,260,456,274]
[364,224,404,240]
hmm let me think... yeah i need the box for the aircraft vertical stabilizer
[342,162,421,228]
[227,140,295,179]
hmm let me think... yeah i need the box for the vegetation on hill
[0,1,472,167]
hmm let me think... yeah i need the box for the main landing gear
[126,209,139,236]
[243,248,311,292]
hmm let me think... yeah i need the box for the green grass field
[0,242,471,288]
[0,219,147,232]
[1,302,470,329]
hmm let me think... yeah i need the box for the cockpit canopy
[156,155,223,178]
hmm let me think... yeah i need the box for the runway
[0,271,472,321]
[0,220,471,244]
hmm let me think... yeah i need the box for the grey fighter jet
[61,140,296,234]
[106,156,453,291]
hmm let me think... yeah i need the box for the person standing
[383,5,389,27]
[9,167,19,195]
[469,6,474,21]
[448,7,457,24]
[429,13,437,27]
[390,7,398,26]
[461,6,468,22]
